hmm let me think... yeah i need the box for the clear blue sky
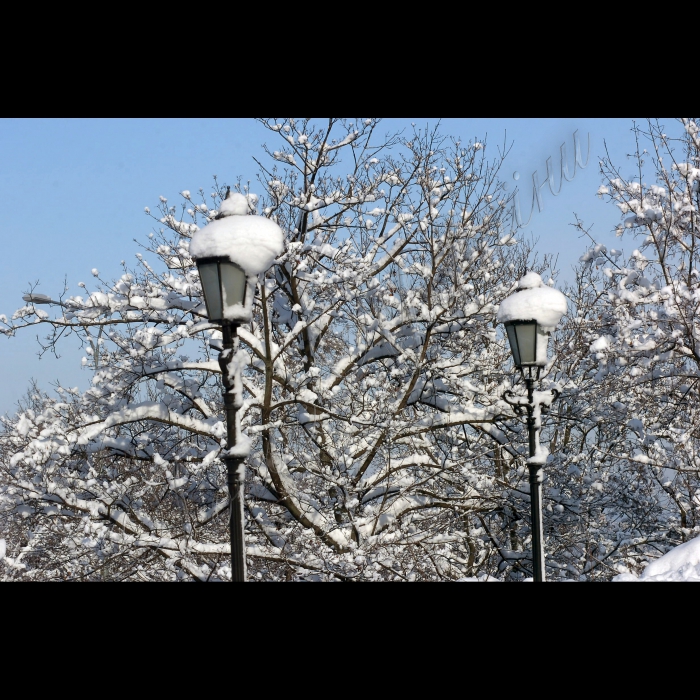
[0,117,682,416]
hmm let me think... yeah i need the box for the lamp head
[497,272,567,370]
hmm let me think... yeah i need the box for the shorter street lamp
[497,272,567,582]
[190,189,284,582]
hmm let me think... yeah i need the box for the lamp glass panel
[514,322,537,365]
[505,324,521,367]
[220,262,247,310]
[198,262,223,321]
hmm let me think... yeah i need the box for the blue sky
[0,117,683,416]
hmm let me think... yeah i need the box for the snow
[496,272,567,331]
[221,433,253,459]
[516,272,545,290]
[189,198,285,275]
[613,535,700,582]
[590,335,611,352]
[16,414,32,437]
[526,443,549,466]
[217,192,249,217]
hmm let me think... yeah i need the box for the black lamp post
[498,273,566,582]
[190,190,284,582]
[196,256,249,583]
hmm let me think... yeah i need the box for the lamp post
[190,190,284,582]
[497,272,567,582]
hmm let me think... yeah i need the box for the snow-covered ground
[613,535,700,582]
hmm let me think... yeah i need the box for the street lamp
[190,189,284,582]
[497,272,567,582]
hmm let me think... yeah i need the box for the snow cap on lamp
[190,191,285,323]
[497,272,567,331]
[190,193,285,276]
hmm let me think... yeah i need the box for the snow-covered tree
[545,118,700,579]
[1,118,556,581]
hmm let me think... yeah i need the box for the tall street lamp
[497,272,567,582]
[190,190,284,582]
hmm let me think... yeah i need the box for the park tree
[0,118,563,581]
[531,118,700,580]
